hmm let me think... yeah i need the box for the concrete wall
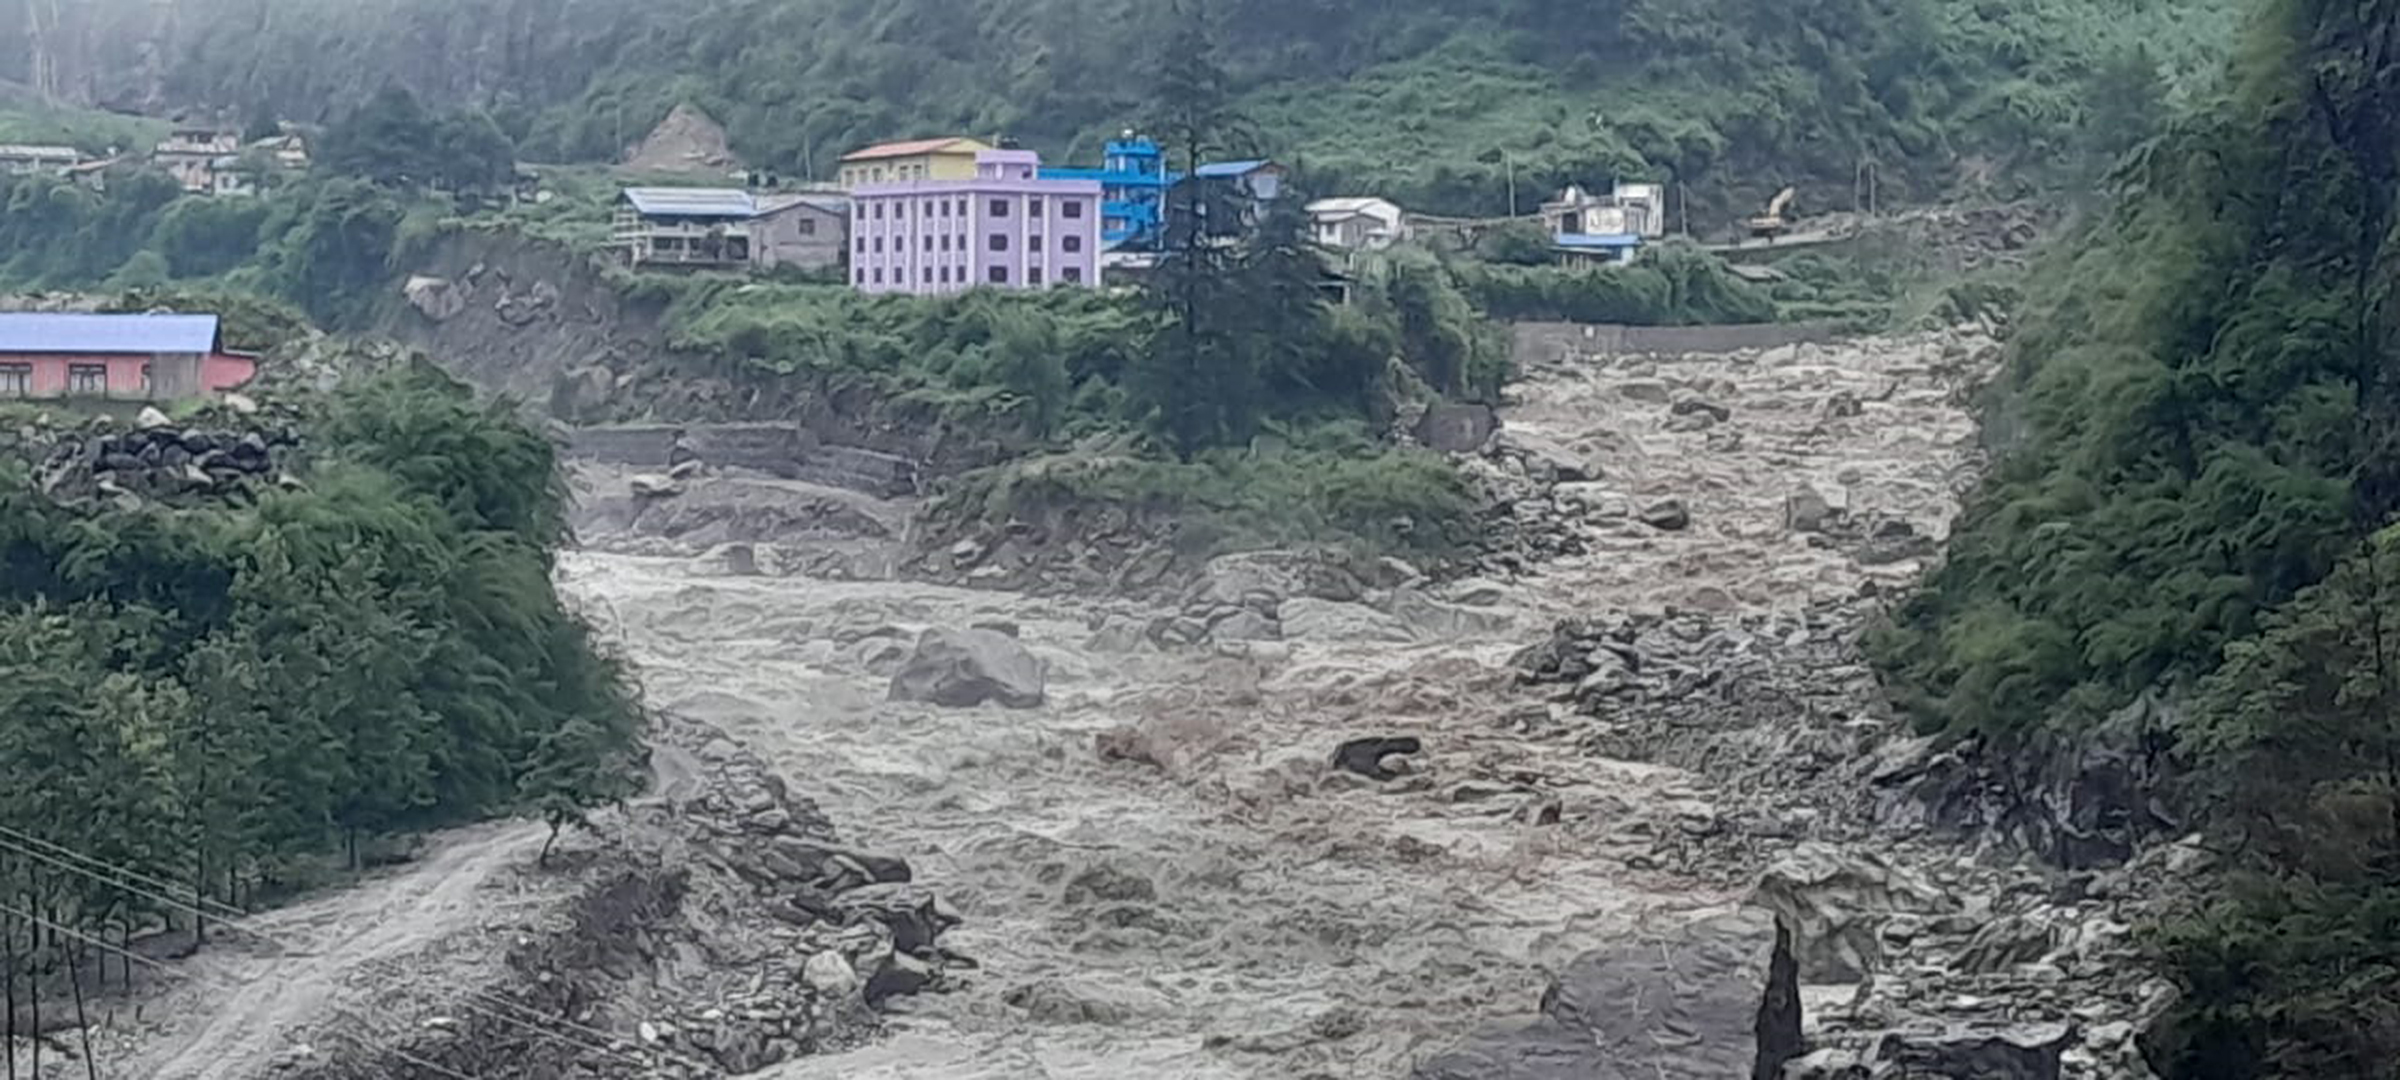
[1511,320,1845,363]
[564,422,919,498]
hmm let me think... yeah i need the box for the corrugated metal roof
[841,137,984,162]
[622,187,758,218]
[0,313,222,354]
[0,145,79,160]
[1195,160,1274,178]
[754,192,848,216]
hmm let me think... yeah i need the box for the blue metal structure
[1038,136,1182,253]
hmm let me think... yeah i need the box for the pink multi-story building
[848,149,1104,294]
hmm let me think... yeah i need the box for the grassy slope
[15,0,2240,218]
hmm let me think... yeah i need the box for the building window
[0,364,26,397]
[1030,200,1044,218]
[989,199,1008,218]
[798,217,817,236]
[1063,235,1083,253]
[939,234,951,252]
[939,266,949,283]
[955,199,967,216]
[989,234,1008,252]
[1029,235,1043,251]
[856,236,865,253]
[988,266,1007,284]
[924,200,934,215]
[1064,267,1083,283]
[939,200,950,218]
[873,268,883,284]
[1063,200,1084,219]
[68,364,106,396]
[924,267,933,283]
[855,268,865,284]
[1029,267,1044,285]
[924,235,934,251]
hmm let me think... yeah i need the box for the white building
[1306,196,1408,251]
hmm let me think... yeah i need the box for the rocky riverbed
[547,325,2168,1077]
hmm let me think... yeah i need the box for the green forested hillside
[1870,0,2400,1071]
[0,360,644,939]
[14,0,2236,215]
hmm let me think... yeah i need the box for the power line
[0,828,702,1075]
[0,895,481,1080]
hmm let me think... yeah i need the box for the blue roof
[622,187,758,218]
[0,313,222,354]
[1194,160,1274,178]
[1553,233,1644,249]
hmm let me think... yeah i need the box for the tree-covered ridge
[1869,1,2400,1071]
[0,361,643,939]
[18,0,2234,214]
[1871,0,2400,741]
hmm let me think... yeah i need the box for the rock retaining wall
[1510,320,1845,364]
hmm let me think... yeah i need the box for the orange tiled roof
[841,137,982,162]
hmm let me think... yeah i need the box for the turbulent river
[557,330,1987,1078]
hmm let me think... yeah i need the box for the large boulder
[1872,1023,2074,1080]
[887,627,1046,709]
[1414,909,1802,1080]
[1751,844,1948,983]
[1416,402,1500,453]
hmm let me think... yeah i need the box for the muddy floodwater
[559,331,1985,1078]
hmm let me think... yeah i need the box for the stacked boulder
[20,404,300,507]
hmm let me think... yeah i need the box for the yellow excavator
[1747,186,1796,240]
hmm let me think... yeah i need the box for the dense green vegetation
[23,0,2237,217]
[1869,0,2400,1072]
[0,360,642,958]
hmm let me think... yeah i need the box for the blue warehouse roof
[0,313,223,354]
[1193,160,1274,178]
[622,186,758,218]
[1553,233,1644,249]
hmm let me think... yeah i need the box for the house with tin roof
[614,187,851,271]
[837,137,993,189]
[0,313,257,402]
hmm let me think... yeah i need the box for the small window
[1030,200,1044,218]
[873,267,884,284]
[924,235,933,251]
[855,268,865,284]
[989,199,1008,218]
[873,236,884,252]
[939,266,950,283]
[855,236,865,253]
[923,267,933,282]
[1028,267,1044,285]
[989,233,1008,252]
[924,200,934,215]
[1029,235,1043,251]
[939,234,951,252]
[1063,267,1083,283]
[956,199,967,216]
[1062,200,1084,219]
[68,364,107,396]
[1063,235,1082,253]
[939,200,950,218]
[873,202,885,219]
[798,217,817,235]
[987,266,1007,284]
[0,364,27,397]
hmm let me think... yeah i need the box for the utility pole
[1505,151,1517,218]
